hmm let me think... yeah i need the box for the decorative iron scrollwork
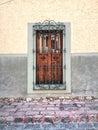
[64,48,66,53]
[41,56,46,61]
[53,56,59,60]
[33,65,35,70]
[64,65,66,69]
[33,20,65,31]
[32,49,35,53]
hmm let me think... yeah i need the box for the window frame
[28,21,71,94]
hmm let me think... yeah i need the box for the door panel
[36,30,63,84]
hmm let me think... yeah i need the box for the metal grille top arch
[33,20,65,34]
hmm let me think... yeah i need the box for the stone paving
[0,96,98,130]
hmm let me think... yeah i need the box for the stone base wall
[0,54,98,97]
[71,53,98,97]
[0,55,27,97]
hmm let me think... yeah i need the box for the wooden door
[36,30,63,84]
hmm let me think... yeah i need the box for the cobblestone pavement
[0,96,98,130]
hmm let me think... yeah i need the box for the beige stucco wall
[0,0,98,54]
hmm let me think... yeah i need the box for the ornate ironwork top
[33,20,65,31]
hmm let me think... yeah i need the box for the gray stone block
[0,55,27,97]
[71,54,98,97]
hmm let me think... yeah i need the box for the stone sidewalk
[0,96,98,130]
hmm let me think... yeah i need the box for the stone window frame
[27,21,71,94]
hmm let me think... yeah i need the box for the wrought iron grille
[32,20,66,90]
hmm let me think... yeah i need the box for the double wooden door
[36,30,63,84]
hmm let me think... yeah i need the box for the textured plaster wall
[0,0,98,53]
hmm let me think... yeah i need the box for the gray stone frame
[28,21,71,94]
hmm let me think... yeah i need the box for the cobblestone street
[0,96,98,130]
